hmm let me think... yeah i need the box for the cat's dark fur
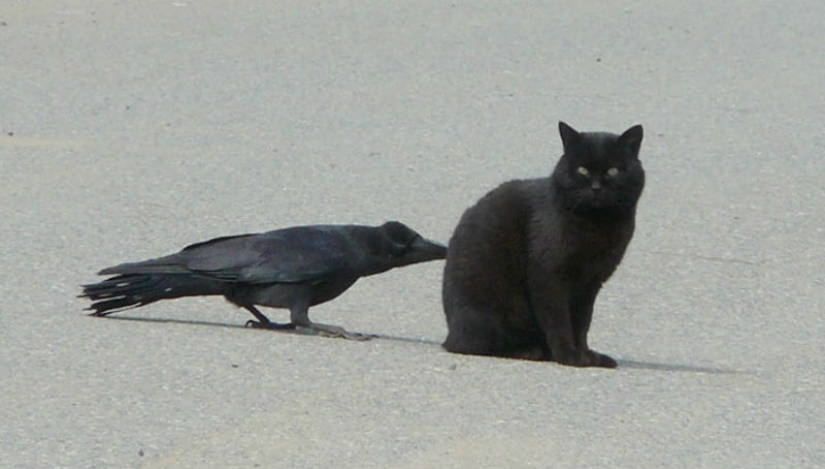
[442,121,645,368]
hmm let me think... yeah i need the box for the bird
[79,221,447,340]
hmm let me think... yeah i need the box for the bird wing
[181,227,354,284]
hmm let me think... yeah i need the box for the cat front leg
[528,284,592,367]
[530,283,616,367]
[571,283,617,368]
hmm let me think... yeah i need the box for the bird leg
[243,305,295,330]
[289,301,375,341]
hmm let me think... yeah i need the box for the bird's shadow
[93,315,743,373]
[91,314,442,345]
[95,314,251,330]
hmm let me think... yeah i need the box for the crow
[80,221,447,340]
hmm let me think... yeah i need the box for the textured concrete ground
[1,1,823,467]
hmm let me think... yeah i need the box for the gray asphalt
[1,1,823,468]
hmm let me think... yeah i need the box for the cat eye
[607,167,619,177]
[576,166,590,177]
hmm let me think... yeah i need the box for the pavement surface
[1,1,823,468]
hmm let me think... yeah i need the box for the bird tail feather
[97,257,190,276]
[79,274,222,316]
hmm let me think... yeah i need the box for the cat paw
[554,349,617,368]
[587,350,617,368]
[553,350,593,367]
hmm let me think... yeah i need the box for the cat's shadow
[616,358,744,374]
[92,315,741,374]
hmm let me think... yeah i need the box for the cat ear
[558,121,581,152]
[618,124,644,155]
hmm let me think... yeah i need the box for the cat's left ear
[618,124,644,156]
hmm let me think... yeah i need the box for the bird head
[374,221,447,267]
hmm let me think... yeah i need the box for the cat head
[551,121,645,218]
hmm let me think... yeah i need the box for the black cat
[442,121,645,368]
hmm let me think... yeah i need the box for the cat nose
[591,181,602,191]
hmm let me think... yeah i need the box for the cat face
[552,122,645,217]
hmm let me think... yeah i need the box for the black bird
[80,221,447,340]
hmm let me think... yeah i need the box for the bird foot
[295,323,376,341]
[245,320,296,330]
[245,320,373,341]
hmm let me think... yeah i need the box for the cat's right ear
[558,121,581,152]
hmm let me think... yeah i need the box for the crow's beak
[408,236,448,262]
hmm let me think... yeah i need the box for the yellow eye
[576,166,589,176]
[607,167,619,177]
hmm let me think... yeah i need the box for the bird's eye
[607,167,619,177]
[576,166,590,177]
